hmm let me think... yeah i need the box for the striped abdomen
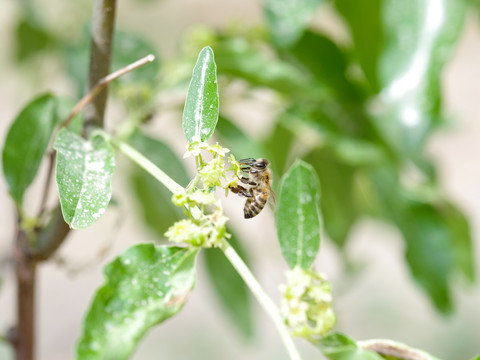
[244,187,269,218]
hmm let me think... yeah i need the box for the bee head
[252,158,269,169]
[238,158,270,174]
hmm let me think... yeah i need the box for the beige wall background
[1,1,479,359]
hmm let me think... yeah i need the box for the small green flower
[189,190,217,206]
[171,190,217,208]
[199,157,225,188]
[226,154,241,175]
[184,141,209,158]
[207,143,230,157]
[280,266,336,338]
[204,210,230,247]
[165,219,207,246]
[184,141,230,159]
[171,192,189,207]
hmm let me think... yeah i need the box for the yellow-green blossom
[172,190,217,207]
[164,219,206,246]
[189,190,217,206]
[207,143,230,157]
[184,141,230,159]
[199,157,225,188]
[184,141,209,158]
[203,210,230,247]
[280,266,336,338]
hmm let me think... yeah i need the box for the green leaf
[275,160,322,269]
[314,333,384,360]
[182,46,219,143]
[337,0,470,154]
[370,168,456,313]
[444,203,475,283]
[54,128,115,229]
[401,202,455,313]
[263,118,295,176]
[2,93,59,206]
[264,0,325,48]
[334,0,382,92]
[129,131,189,236]
[289,30,362,101]
[203,231,253,339]
[15,16,56,61]
[214,36,312,97]
[76,244,199,360]
[305,149,358,247]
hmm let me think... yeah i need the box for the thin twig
[62,54,155,129]
[358,339,440,360]
[37,151,56,219]
[84,0,117,127]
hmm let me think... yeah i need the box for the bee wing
[239,158,256,164]
[267,182,276,208]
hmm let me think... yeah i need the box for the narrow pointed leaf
[264,118,294,176]
[182,46,219,143]
[54,128,115,229]
[401,202,454,313]
[275,160,322,269]
[2,93,59,205]
[264,0,325,48]
[305,149,358,248]
[76,244,199,360]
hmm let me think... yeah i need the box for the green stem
[186,174,201,191]
[112,139,184,194]
[218,237,301,360]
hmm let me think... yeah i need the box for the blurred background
[1,0,480,359]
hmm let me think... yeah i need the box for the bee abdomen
[243,188,268,218]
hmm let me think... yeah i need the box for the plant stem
[112,139,184,194]
[13,228,37,360]
[84,0,117,128]
[218,237,301,360]
[37,151,55,219]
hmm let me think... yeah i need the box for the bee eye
[254,159,269,169]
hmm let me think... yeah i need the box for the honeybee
[229,158,275,219]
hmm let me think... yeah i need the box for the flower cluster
[279,266,336,338]
[184,141,232,189]
[165,141,236,248]
[164,207,229,248]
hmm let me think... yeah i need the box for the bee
[229,158,275,219]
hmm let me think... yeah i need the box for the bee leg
[239,177,257,186]
[229,184,253,198]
